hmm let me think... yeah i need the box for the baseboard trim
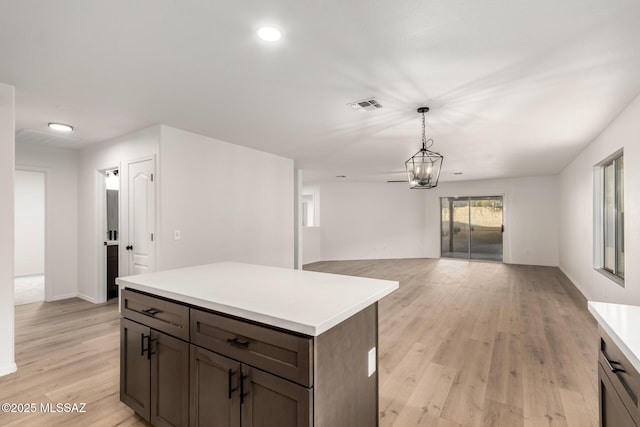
[76,293,97,304]
[558,265,592,301]
[47,293,80,302]
[0,363,17,377]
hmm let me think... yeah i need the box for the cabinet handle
[228,369,237,399]
[227,337,250,349]
[240,372,248,404]
[141,308,161,317]
[141,334,147,356]
[604,356,625,374]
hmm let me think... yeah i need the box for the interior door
[127,158,155,275]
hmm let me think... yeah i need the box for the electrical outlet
[174,230,181,241]
[368,347,376,377]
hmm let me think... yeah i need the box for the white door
[127,158,155,275]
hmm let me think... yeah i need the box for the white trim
[0,363,17,377]
[76,293,98,304]
[558,265,592,301]
[95,163,122,304]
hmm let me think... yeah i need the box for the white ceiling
[2,1,639,183]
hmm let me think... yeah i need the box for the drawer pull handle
[228,369,237,399]
[141,308,161,317]
[604,356,625,374]
[227,337,250,349]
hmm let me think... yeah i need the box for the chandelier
[405,107,443,189]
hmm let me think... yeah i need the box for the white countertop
[116,262,399,336]
[588,301,640,373]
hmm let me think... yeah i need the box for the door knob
[126,245,133,251]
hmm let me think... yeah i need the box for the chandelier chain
[421,111,433,149]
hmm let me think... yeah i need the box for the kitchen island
[116,262,398,427]
[588,301,640,427]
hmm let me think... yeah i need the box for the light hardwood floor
[0,258,598,426]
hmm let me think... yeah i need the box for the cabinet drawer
[600,326,640,426]
[191,308,313,387]
[121,289,189,341]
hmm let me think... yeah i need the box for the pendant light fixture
[405,107,443,189]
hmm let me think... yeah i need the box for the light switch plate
[368,347,376,377]
[174,230,181,241]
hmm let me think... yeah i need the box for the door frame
[15,165,51,302]
[94,155,157,303]
[439,192,509,263]
[95,164,121,304]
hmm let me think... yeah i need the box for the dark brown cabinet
[190,345,240,427]
[241,365,312,427]
[120,289,190,427]
[121,288,379,427]
[121,318,150,417]
[151,330,189,427]
[598,326,639,427]
[190,344,310,427]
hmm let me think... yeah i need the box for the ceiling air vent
[348,97,383,112]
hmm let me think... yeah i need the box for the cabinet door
[150,330,190,427]
[241,366,312,427]
[190,345,241,427]
[120,318,151,421]
[600,364,637,427]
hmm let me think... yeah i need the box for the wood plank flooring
[0,259,598,426]
[305,259,598,427]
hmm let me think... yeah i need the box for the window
[596,152,624,284]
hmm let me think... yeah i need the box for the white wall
[158,125,294,270]
[314,182,428,261]
[77,125,160,302]
[559,93,640,304]
[308,175,559,266]
[14,170,45,276]
[302,226,322,264]
[15,144,79,300]
[425,176,560,266]
[0,82,16,376]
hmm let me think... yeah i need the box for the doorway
[440,196,504,261]
[104,168,120,300]
[14,170,45,305]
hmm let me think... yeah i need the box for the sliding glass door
[441,196,503,261]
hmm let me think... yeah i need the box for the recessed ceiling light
[48,122,73,132]
[257,26,282,42]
